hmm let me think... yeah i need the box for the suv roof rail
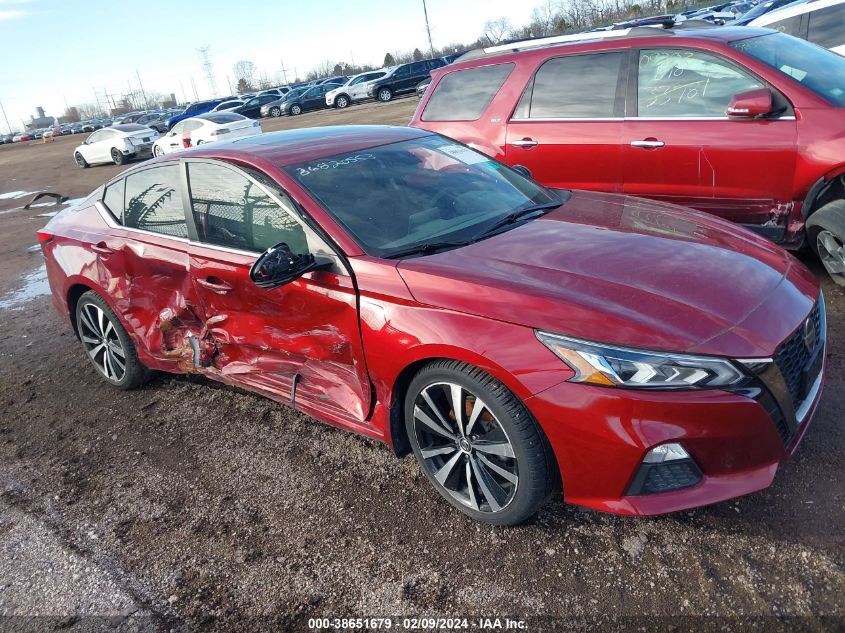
[460,20,717,61]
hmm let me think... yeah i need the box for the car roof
[147,126,433,169]
[452,26,775,66]
[751,0,840,22]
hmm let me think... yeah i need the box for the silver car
[325,70,388,108]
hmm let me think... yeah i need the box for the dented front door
[182,159,372,422]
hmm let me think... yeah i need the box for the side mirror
[249,242,330,289]
[512,164,532,179]
[726,88,773,119]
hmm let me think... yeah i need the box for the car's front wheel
[75,291,149,389]
[110,148,125,165]
[807,200,845,286]
[335,94,350,109]
[74,152,89,168]
[405,360,550,525]
[153,144,165,157]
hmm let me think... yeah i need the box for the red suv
[411,27,845,284]
[39,127,826,525]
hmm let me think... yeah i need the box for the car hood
[396,191,819,358]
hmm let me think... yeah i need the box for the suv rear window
[423,63,514,122]
[515,52,623,119]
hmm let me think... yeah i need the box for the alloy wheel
[78,302,126,383]
[153,145,164,156]
[337,96,349,108]
[378,89,391,102]
[413,381,518,513]
[271,107,281,117]
[817,230,845,277]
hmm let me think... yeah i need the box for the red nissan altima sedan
[38,126,826,525]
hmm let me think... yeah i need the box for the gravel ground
[0,98,843,633]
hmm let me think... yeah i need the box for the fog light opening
[627,443,702,496]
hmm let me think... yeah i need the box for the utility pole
[0,99,11,133]
[349,50,355,69]
[136,70,148,108]
[127,81,136,110]
[189,76,199,101]
[93,87,103,116]
[178,79,187,104]
[422,0,435,58]
[226,75,234,94]
[279,57,289,85]
[197,46,218,97]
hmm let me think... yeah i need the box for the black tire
[335,94,350,109]
[75,291,150,390]
[74,152,89,169]
[290,104,302,116]
[377,86,393,102]
[404,360,551,526]
[111,148,125,165]
[806,200,845,286]
[270,106,281,117]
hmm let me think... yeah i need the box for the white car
[325,70,388,108]
[750,0,845,56]
[74,124,159,168]
[152,112,260,156]
[211,99,244,112]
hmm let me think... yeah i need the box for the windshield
[731,33,845,106]
[285,135,560,257]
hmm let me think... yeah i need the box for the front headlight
[536,331,749,389]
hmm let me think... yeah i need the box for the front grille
[773,302,822,409]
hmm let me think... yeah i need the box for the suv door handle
[630,139,665,149]
[511,138,539,148]
[196,277,233,294]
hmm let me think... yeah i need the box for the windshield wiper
[473,201,562,241]
[382,239,471,259]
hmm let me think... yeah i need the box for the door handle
[91,241,115,255]
[511,138,539,148]
[630,139,665,149]
[196,277,233,294]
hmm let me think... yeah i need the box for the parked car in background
[39,125,826,525]
[733,0,806,23]
[276,84,332,115]
[416,78,431,98]
[116,112,145,125]
[0,133,13,144]
[152,112,260,156]
[135,112,170,133]
[69,123,85,134]
[315,75,348,87]
[12,133,29,142]
[260,89,306,117]
[367,58,446,102]
[211,99,245,112]
[233,94,281,119]
[412,27,845,284]
[166,99,227,130]
[325,70,388,108]
[81,120,103,133]
[749,0,845,55]
[73,123,158,167]
[258,87,290,98]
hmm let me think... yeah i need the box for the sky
[0,0,537,132]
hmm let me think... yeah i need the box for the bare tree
[234,60,257,91]
[483,17,513,45]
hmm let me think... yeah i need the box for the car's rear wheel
[111,148,125,165]
[377,87,393,102]
[807,200,845,286]
[76,291,149,389]
[335,94,350,109]
[153,144,164,157]
[290,104,302,116]
[270,107,281,117]
[405,360,550,525]
[74,152,89,168]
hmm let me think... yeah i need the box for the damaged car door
[183,159,372,422]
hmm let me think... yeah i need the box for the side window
[171,121,186,135]
[102,179,125,223]
[183,120,203,133]
[87,130,104,144]
[124,165,188,238]
[409,62,427,75]
[766,15,804,36]
[393,65,410,79]
[187,162,309,254]
[808,5,845,48]
[637,49,764,117]
[423,63,514,122]
[516,52,623,119]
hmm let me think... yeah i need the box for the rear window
[203,113,244,124]
[808,4,845,49]
[124,165,187,238]
[422,63,514,122]
[515,52,623,119]
[103,179,125,223]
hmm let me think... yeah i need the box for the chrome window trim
[95,201,191,244]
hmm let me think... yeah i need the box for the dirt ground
[0,97,843,632]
